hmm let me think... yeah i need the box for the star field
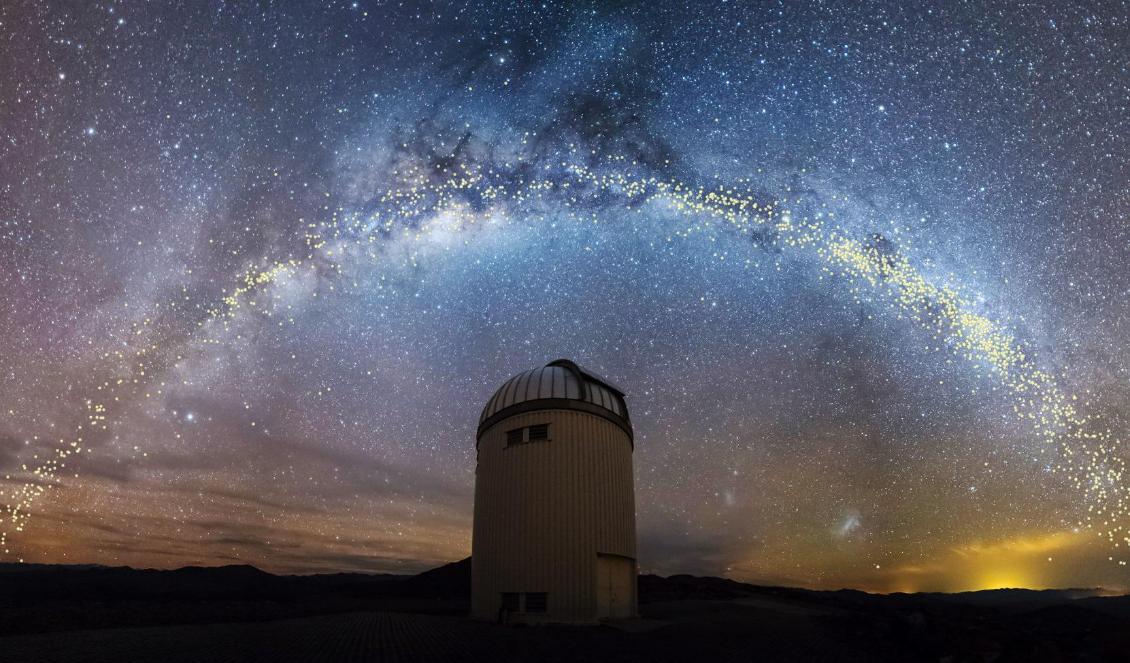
[1,1,1129,592]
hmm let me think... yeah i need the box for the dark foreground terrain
[1,560,1128,662]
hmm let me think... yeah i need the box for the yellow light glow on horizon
[974,569,1037,591]
[881,531,1088,593]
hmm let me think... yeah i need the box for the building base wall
[471,409,638,624]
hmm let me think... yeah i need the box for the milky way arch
[2,159,1126,566]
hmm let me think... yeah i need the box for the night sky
[2,1,1129,593]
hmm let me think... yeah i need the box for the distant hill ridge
[2,558,1130,645]
[0,558,1122,605]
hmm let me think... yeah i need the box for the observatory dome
[472,357,638,623]
[477,359,632,441]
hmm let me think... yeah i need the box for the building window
[524,592,547,613]
[505,424,550,447]
[501,592,520,612]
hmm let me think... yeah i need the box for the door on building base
[596,553,635,619]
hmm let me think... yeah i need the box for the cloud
[949,531,1080,558]
[874,531,1091,593]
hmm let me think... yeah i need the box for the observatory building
[472,359,638,624]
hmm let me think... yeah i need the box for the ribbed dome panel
[477,359,631,439]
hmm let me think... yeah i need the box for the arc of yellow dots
[3,159,1126,561]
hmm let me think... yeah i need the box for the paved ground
[1,612,487,663]
[0,605,872,663]
[4,594,1126,662]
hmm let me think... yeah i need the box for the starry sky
[2,1,1129,592]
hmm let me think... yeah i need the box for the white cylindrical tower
[472,359,637,624]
